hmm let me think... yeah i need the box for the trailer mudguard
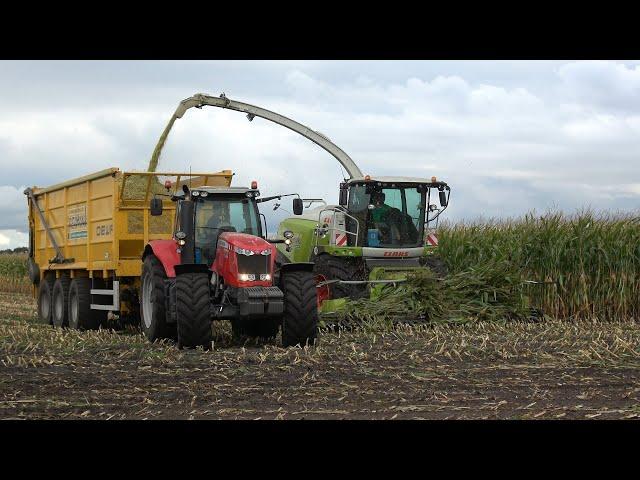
[143,241,180,277]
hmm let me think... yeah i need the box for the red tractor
[139,183,317,349]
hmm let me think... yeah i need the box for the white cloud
[1,60,640,250]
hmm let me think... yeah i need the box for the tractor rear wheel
[140,254,175,342]
[312,254,367,300]
[281,270,318,347]
[68,277,102,330]
[37,272,55,325]
[52,275,71,328]
[176,272,212,350]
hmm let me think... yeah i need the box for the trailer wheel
[68,277,102,330]
[281,270,318,347]
[312,254,367,299]
[140,254,175,342]
[176,273,212,350]
[37,272,55,325]
[52,275,71,328]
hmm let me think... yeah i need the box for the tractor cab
[188,187,262,266]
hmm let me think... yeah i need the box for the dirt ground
[1,292,639,420]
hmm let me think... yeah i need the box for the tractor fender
[143,241,180,278]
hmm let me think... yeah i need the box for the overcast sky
[1,60,639,249]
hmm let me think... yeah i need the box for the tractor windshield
[348,184,425,248]
[194,196,260,264]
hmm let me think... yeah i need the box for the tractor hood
[213,232,276,289]
[217,232,276,256]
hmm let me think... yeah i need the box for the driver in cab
[370,191,401,244]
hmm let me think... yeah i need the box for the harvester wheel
[68,277,102,330]
[37,272,55,325]
[420,255,448,278]
[176,273,212,350]
[312,254,367,300]
[281,270,318,347]
[52,275,71,328]
[140,254,175,342]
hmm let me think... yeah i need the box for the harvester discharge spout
[148,92,363,179]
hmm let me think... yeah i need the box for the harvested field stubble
[1,292,640,419]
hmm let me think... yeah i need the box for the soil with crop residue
[1,292,639,420]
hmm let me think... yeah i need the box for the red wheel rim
[316,274,330,310]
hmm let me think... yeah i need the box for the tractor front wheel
[176,273,212,350]
[281,270,318,347]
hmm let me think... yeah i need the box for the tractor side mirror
[150,198,163,216]
[439,190,448,207]
[339,183,348,206]
[292,198,304,215]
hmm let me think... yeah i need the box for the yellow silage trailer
[25,167,233,329]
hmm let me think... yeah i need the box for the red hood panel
[218,232,274,253]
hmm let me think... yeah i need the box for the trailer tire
[37,272,55,325]
[312,254,367,300]
[140,254,174,342]
[176,273,212,350]
[68,277,102,330]
[52,275,71,328]
[281,270,318,347]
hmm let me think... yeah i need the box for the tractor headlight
[283,230,294,239]
[175,231,187,240]
[177,239,186,246]
[260,249,271,256]
[192,190,200,197]
[284,239,292,245]
[200,191,208,197]
[260,274,271,281]
[239,273,256,281]
[234,246,255,256]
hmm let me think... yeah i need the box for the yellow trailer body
[27,167,233,314]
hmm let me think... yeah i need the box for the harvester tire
[52,275,71,328]
[420,255,448,278]
[140,254,175,342]
[176,273,212,350]
[37,272,55,325]
[281,270,318,347]
[68,277,102,330]
[312,254,367,300]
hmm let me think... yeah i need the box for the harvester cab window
[366,186,423,248]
